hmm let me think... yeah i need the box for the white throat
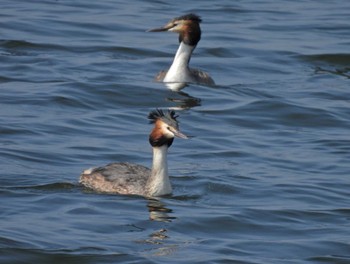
[163,42,195,90]
[146,145,172,196]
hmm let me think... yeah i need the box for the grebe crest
[148,13,215,91]
[79,109,188,197]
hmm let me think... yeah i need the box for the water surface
[1,1,350,263]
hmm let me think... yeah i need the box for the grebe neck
[146,145,172,196]
[163,42,196,84]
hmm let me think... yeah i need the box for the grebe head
[148,109,188,147]
[148,13,202,46]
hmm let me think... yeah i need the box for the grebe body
[148,14,214,91]
[79,109,187,197]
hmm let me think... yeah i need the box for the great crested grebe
[148,13,215,90]
[79,109,188,197]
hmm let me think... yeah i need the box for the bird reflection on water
[147,198,175,222]
[166,90,202,110]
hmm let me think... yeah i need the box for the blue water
[1,1,350,263]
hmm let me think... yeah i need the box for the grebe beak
[147,22,175,32]
[170,128,188,139]
[147,27,168,32]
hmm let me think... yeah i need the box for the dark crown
[175,13,202,23]
[148,109,179,126]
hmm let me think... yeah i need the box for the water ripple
[1,0,350,263]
